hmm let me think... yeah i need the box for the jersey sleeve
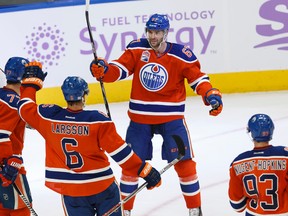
[0,95,22,160]
[170,45,212,99]
[103,50,134,82]
[102,41,140,83]
[228,165,247,212]
[18,87,44,135]
[97,121,143,176]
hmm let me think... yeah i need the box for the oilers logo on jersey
[139,63,168,92]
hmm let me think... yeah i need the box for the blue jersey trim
[231,146,288,166]
[45,167,113,181]
[129,102,185,113]
[110,145,132,163]
[0,0,141,13]
[0,88,20,108]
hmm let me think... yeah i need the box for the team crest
[139,63,168,92]
[3,193,9,201]
[140,50,150,62]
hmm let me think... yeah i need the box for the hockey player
[0,57,33,216]
[17,61,162,216]
[90,13,223,216]
[229,114,288,215]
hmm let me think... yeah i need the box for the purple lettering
[121,31,137,50]
[99,33,117,59]
[175,26,214,54]
[257,0,288,36]
[197,26,215,54]
[79,25,215,59]
[79,27,98,55]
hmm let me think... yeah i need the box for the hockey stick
[12,183,38,216]
[85,0,112,119]
[103,135,186,216]
[0,67,37,215]
[0,164,38,216]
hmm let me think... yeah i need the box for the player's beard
[148,36,165,51]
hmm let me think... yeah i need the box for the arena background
[0,0,287,106]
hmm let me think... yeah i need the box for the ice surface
[22,91,288,216]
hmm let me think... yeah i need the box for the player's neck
[66,96,86,111]
[67,102,84,112]
[254,141,270,148]
[155,42,167,56]
[5,83,21,95]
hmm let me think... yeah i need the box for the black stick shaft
[103,135,185,216]
[13,183,38,216]
[85,1,111,119]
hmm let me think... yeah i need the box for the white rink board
[0,0,287,88]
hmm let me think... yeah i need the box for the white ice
[22,90,288,216]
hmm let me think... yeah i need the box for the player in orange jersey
[17,62,162,216]
[0,57,33,216]
[229,114,288,215]
[90,13,223,216]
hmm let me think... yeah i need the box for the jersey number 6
[61,138,84,169]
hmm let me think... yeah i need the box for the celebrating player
[90,13,223,216]
[229,114,288,215]
[0,57,33,216]
[17,62,162,216]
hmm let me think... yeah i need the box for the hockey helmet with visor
[4,57,29,83]
[247,113,274,142]
[146,14,170,31]
[61,76,89,102]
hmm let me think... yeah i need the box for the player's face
[82,94,88,107]
[146,29,165,49]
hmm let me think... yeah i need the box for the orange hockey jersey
[102,38,212,124]
[0,87,26,173]
[18,87,144,197]
[229,145,288,215]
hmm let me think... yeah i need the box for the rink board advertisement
[0,0,287,105]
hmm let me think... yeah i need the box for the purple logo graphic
[255,0,288,50]
[24,23,68,69]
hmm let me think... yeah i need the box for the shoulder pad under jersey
[0,88,20,108]
[169,43,198,62]
[39,104,111,123]
[80,110,111,122]
[270,145,288,156]
[231,145,288,166]
[126,38,150,49]
[38,104,63,119]
[230,150,252,166]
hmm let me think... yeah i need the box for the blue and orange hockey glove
[22,61,47,91]
[0,156,23,187]
[204,88,223,116]
[90,58,108,80]
[138,162,162,190]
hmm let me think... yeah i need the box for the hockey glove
[22,61,47,91]
[138,162,162,190]
[90,58,108,80]
[0,156,23,187]
[204,88,223,116]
